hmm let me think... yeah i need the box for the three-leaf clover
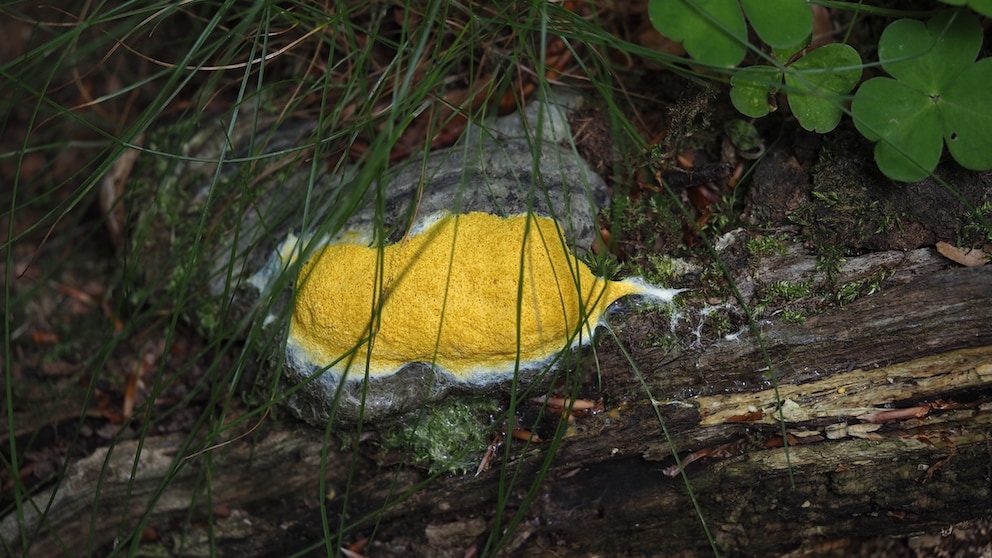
[730,44,862,133]
[648,0,812,68]
[851,10,992,181]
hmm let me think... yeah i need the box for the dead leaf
[811,5,835,48]
[99,135,143,250]
[936,241,989,267]
[636,23,686,70]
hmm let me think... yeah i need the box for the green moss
[702,306,736,337]
[798,132,926,259]
[962,200,992,245]
[746,235,787,257]
[196,299,222,334]
[582,250,622,280]
[833,271,890,305]
[604,192,685,279]
[379,398,499,474]
[640,306,685,351]
[779,309,807,324]
[753,278,818,323]
[644,254,688,285]
[769,280,813,300]
[749,256,894,324]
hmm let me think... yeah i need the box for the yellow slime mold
[288,212,678,381]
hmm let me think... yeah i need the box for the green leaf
[784,44,862,133]
[724,119,766,158]
[852,78,943,181]
[940,57,992,171]
[971,0,992,16]
[730,66,782,118]
[878,10,981,93]
[939,0,992,17]
[772,40,808,64]
[852,9,992,180]
[648,0,747,67]
[741,0,812,50]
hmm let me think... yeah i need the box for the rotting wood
[3,261,991,556]
[694,345,992,425]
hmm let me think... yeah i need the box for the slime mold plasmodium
[286,212,680,382]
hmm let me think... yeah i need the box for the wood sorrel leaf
[940,57,992,171]
[648,0,747,67]
[852,9,991,180]
[939,0,992,17]
[784,44,862,133]
[730,66,782,118]
[878,10,981,93]
[741,0,811,50]
[853,78,943,181]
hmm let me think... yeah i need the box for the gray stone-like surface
[342,137,606,248]
[292,88,605,254]
[162,90,611,424]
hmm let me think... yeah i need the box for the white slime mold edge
[250,219,686,386]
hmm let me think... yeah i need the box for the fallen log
[5,252,990,556]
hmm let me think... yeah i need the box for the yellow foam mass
[289,212,657,380]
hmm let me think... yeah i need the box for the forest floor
[2,2,991,556]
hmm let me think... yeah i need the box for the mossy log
[5,252,991,556]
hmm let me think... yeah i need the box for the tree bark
[4,252,991,557]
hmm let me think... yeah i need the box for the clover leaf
[783,44,862,133]
[851,10,992,181]
[649,0,747,67]
[649,0,812,68]
[730,67,782,118]
[730,44,861,133]
[940,0,992,17]
[740,0,812,51]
